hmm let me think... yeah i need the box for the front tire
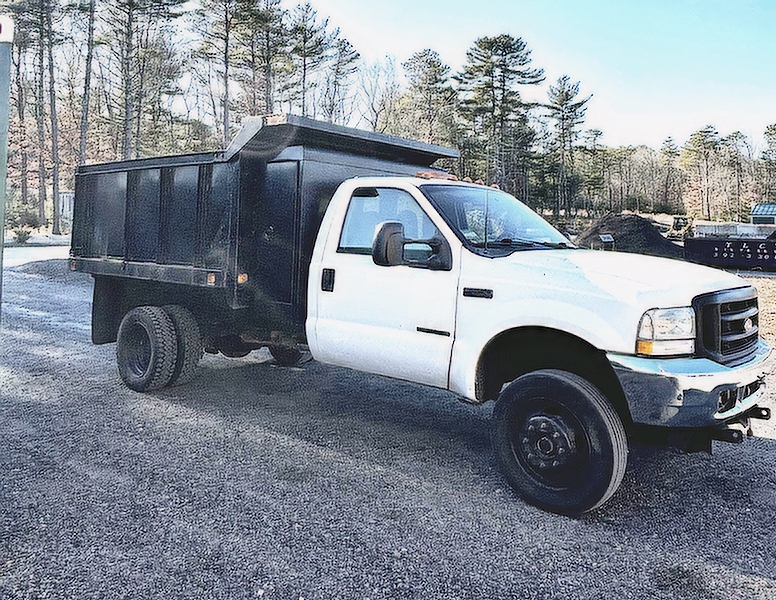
[492,369,628,516]
[116,306,178,392]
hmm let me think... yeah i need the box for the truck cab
[306,176,773,514]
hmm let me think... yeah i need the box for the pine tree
[102,0,186,157]
[762,124,776,203]
[196,0,240,146]
[74,0,96,165]
[681,126,720,220]
[456,34,544,187]
[288,3,330,117]
[233,0,289,117]
[320,35,359,124]
[43,0,61,233]
[578,129,606,215]
[658,137,682,214]
[546,75,591,217]
[401,49,455,145]
[7,0,35,208]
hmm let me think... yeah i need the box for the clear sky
[311,0,776,150]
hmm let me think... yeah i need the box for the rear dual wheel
[492,369,628,516]
[162,305,203,386]
[116,305,202,392]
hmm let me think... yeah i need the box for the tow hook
[710,406,770,445]
[747,406,771,421]
[709,428,745,444]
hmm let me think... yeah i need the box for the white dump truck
[71,115,773,515]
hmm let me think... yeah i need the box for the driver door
[311,185,459,388]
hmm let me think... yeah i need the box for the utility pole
[0,16,14,330]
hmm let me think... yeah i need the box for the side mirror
[372,221,453,271]
[372,221,405,266]
[423,237,453,271]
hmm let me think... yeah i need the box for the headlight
[636,307,696,356]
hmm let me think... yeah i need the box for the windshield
[420,184,573,256]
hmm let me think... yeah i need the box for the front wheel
[492,369,628,516]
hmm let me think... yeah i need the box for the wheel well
[476,327,632,428]
[91,276,235,345]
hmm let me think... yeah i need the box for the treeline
[5,0,776,235]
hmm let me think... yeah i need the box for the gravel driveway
[1,260,775,599]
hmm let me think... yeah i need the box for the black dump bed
[71,114,458,334]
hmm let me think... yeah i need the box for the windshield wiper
[528,239,574,249]
[483,238,574,249]
[471,239,533,249]
[483,238,535,248]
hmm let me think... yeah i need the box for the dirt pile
[576,213,685,259]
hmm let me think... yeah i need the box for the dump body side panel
[73,158,239,290]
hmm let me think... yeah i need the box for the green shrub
[7,208,42,230]
[13,229,32,244]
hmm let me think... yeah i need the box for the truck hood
[500,248,749,308]
[458,247,753,356]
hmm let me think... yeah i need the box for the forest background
[4,0,776,236]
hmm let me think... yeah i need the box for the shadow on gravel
[154,358,495,485]
[583,439,776,596]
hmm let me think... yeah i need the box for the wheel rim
[124,322,152,379]
[509,398,591,490]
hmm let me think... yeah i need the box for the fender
[448,298,636,400]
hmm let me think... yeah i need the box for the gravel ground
[743,275,776,349]
[737,275,776,440]
[1,260,776,599]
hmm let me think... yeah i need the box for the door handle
[321,268,335,292]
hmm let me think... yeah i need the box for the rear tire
[116,306,177,392]
[492,369,628,516]
[163,305,202,386]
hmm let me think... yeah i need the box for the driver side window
[338,187,439,255]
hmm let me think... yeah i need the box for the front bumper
[608,340,774,428]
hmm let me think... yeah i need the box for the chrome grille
[693,287,759,366]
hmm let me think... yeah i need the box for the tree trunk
[263,47,273,113]
[45,9,61,235]
[78,0,96,165]
[35,29,47,225]
[121,5,134,159]
[300,53,307,117]
[221,6,230,147]
[13,44,29,205]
